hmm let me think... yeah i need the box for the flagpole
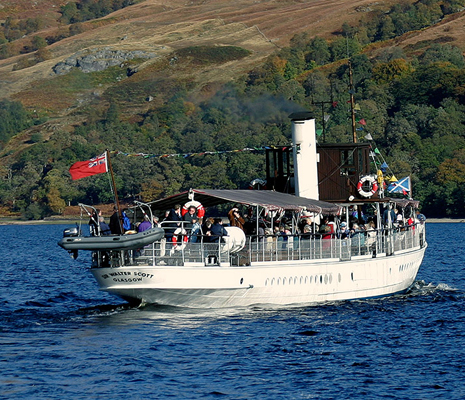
[106,149,123,234]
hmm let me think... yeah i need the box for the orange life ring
[181,200,205,218]
[357,175,378,198]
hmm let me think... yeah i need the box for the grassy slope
[1,0,465,164]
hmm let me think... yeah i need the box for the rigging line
[367,137,397,178]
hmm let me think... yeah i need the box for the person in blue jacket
[209,218,229,243]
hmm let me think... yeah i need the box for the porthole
[294,277,298,285]
[329,274,333,284]
[283,277,286,285]
[320,275,323,284]
[338,273,341,283]
[351,272,354,281]
[265,278,269,286]
[271,278,275,286]
[277,278,281,285]
[324,275,328,284]
[309,276,313,284]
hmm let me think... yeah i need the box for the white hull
[90,244,426,308]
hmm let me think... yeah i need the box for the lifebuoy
[181,200,205,218]
[357,175,378,198]
[172,228,188,249]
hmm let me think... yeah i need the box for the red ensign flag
[69,153,108,180]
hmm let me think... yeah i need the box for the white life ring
[357,175,379,198]
[181,200,205,218]
[172,227,188,249]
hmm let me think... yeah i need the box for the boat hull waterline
[90,244,426,308]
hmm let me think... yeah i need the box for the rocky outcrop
[53,48,157,75]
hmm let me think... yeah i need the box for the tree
[419,44,465,68]
[330,37,361,61]
[305,36,330,66]
[60,2,79,24]
[372,59,411,84]
[32,36,47,51]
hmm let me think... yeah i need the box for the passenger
[228,207,245,230]
[109,207,123,234]
[89,208,101,236]
[183,206,200,242]
[201,217,214,242]
[350,223,365,247]
[243,208,256,235]
[99,216,111,236]
[122,208,132,232]
[183,205,198,225]
[298,212,312,233]
[383,205,396,227]
[257,221,266,242]
[416,210,426,224]
[278,225,288,249]
[152,215,161,227]
[394,208,401,223]
[366,219,377,246]
[301,225,312,240]
[138,215,152,233]
[162,210,170,223]
[351,205,365,223]
[338,222,350,239]
[264,228,274,251]
[209,218,229,243]
[165,204,183,242]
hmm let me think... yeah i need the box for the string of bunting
[109,145,294,160]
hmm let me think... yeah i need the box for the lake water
[0,223,464,399]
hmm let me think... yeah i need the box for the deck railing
[95,223,426,268]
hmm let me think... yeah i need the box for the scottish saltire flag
[69,153,108,180]
[387,176,411,195]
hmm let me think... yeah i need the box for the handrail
[92,221,426,268]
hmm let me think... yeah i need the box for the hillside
[1,0,465,218]
[2,1,465,114]
[3,1,464,102]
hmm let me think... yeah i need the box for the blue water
[0,223,464,399]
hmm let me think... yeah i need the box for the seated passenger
[183,205,201,242]
[99,216,111,236]
[209,218,229,243]
[138,215,152,233]
[301,225,312,240]
[338,222,350,239]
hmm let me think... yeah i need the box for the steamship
[59,113,427,308]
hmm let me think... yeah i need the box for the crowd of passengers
[157,203,426,246]
[89,203,426,247]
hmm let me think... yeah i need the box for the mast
[348,60,357,143]
[106,149,123,233]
